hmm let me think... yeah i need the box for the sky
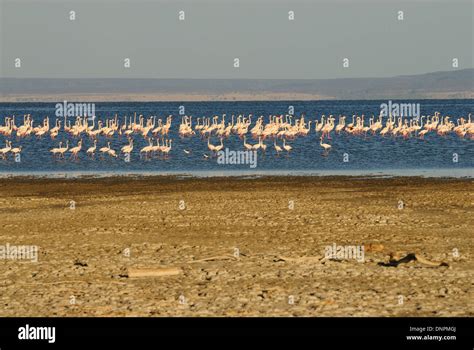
[0,0,472,79]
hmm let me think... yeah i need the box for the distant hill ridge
[0,69,472,101]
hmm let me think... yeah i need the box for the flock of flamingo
[0,112,472,161]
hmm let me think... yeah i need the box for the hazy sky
[0,0,472,79]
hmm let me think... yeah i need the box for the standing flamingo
[320,137,331,156]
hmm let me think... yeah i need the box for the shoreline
[0,96,473,103]
[0,168,472,180]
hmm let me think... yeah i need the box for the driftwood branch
[275,256,325,263]
[378,253,449,267]
[187,255,238,263]
[127,267,182,278]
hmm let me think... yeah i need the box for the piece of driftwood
[275,256,325,263]
[187,255,237,263]
[378,253,449,267]
[127,267,182,278]
[18,280,128,286]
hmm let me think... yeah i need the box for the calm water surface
[0,100,472,177]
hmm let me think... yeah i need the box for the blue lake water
[0,99,473,177]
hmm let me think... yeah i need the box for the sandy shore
[0,176,472,316]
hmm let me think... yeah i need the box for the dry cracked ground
[0,176,472,316]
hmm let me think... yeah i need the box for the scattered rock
[73,259,88,267]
